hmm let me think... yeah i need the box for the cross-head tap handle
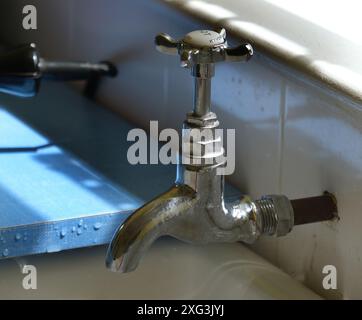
[155,28,253,68]
[155,29,253,117]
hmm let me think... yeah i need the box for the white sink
[0,239,320,299]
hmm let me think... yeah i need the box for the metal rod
[38,59,117,80]
[192,64,214,117]
[193,77,211,116]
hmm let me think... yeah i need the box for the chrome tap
[106,29,337,273]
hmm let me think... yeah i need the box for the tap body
[106,111,294,273]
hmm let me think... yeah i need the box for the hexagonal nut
[186,112,219,128]
[263,195,294,237]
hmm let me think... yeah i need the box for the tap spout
[106,184,196,273]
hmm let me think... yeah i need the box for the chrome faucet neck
[192,63,214,117]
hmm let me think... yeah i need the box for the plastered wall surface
[1,0,361,299]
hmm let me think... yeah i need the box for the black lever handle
[0,43,40,97]
[0,43,117,98]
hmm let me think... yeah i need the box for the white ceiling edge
[161,0,362,107]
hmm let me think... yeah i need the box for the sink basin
[0,238,320,299]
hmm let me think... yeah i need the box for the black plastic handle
[0,43,40,97]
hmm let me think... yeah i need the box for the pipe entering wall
[291,192,338,225]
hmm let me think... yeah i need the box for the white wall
[2,0,362,299]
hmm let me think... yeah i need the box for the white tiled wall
[277,80,362,299]
[2,0,362,299]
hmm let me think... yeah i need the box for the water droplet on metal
[93,222,102,230]
[2,249,9,257]
[60,228,67,238]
